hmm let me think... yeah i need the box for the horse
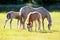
[4,11,21,29]
[19,6,52,30]
[26,11,42,31]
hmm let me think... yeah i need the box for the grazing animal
[27,11,42,31]
[4,11,21,29]
[19,6,52,30]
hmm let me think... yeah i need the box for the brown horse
[4,11,21,29]
[27,11,42,31]
[19,6,52,30]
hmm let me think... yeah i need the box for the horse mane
[26,12,32,22]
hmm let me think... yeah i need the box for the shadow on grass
[39,30,60,33]
[28,30,60,33]
[27,30,52,33]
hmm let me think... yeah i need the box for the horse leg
[38,20,41,31]
[31,26,32,31]
[20,16,22,29]
[17,20,19,29]
[42,19,44,30]
[4,19,9,28]
[31,22,33,31]
[23,21,25,29]
[20,20,25,29]
[20,16,25,29]
[10,19,12,29]
[20,16,26,29]
[35,21,37,31]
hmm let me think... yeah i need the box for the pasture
[0,12,60,40]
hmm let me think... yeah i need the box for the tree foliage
[0,0,60,5]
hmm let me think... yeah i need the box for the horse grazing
[19,6,52,30]
[27,11,42,31]
[4,11,21,29]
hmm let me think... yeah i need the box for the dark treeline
[0,0,60,12]
[0,0,60,5]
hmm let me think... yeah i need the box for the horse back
[29,12,41,21]
[15,13,20,19]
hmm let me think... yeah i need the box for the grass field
[0,12,60,40]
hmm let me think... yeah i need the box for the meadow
[0,12,60,40]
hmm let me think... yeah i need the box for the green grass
[0,12,60,40]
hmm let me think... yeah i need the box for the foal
[4,11,21,29]
[27,11,42,31]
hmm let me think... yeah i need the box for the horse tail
[47,12,52,25]
[41,7,52,30]
[47,12,52,30]
[42,7,52,26]
[42,7,52,25]
[7,13,11,19]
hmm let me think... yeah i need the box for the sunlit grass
[0,12,60,40]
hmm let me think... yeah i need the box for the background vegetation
[0,0,60,12]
